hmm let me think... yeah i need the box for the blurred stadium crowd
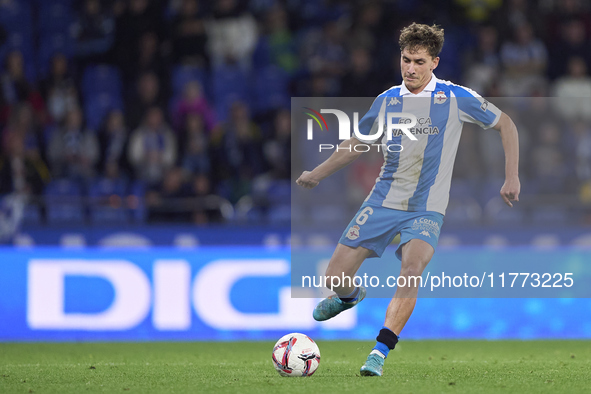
[0,0,590,226]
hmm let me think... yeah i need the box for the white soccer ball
[272,333,321,377]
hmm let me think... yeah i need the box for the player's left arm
[492,112,520,207]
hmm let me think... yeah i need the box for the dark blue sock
[372,326,399,358]
[339,287,360,303]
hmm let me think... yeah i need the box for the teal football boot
[312,287,366,321]
[360,353,384,376]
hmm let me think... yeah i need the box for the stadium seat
[251,37,271,70]
[245,206,265,223]
[252,65,289,112]
[0,194,25,241]
[483,197,526,226]
[81,65,122,100]
[44,179,85,225]
[212,65,249,120]
[268,203,291,224]
[44,179,83,198]
[88,178,129,225]
[449,179,475,199]
[37,1,74,34]
[477,178,506,207]
[0,1,33,34]
[266,180,291,204]
[445,197,482,226]
[309,204,348,226]
[37,33,74,77]
[214,180,234,202]
[128,181,147,223]
[171,65,208,97]
[33,0,72,6]
[530,205,570,226]
[21,204,42,226]
[84,92,124,131]
[42,125,59,147]
[0,34,36,83]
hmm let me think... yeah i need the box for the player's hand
[296,171,320,189]
[500,176,520,207]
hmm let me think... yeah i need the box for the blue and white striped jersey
[358,74,501,215]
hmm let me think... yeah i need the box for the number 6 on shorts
[355,206,374,225]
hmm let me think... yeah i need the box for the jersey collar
[400,74,438,95]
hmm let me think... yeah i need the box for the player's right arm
[296,137,367,189]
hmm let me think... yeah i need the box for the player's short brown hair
[399,23,444,59]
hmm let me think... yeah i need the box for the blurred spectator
[172,81,216,132]
[181,113,210,175]
[71,0,115,64]
[463,25,500,95]
[0,24,6,47]
[190,173,213,224]
[98,110,130,177]
[262,4,298,74]
[146,166,189,222]
[40,55,80,125]
[380,51,403,94]
[479,107,520,180]
[1,51,31,106]
[348,3,385,53]
[303,21,347,78]
[262,108,290,180]
[451,123,485,181]
[302,73,334,97]
[572,121,591,182]
[170,0,209,67]
[2,104,42,161]
[493,0,542,41]
[207,0,258,68]
[513,102,538,177]
[545,0,591,45]
[125,31,168,82]
[126,71,167,129]
[210,101,264,201]
[0,0,587,226]
[340,47,382,97]
[455,0,502,23]
[552,57,591,122]
[0,51,46,125]
[530,122,569,193]
[114,0,166,74]
[499,22,548,96]
[548,19,591,80]
[47,107,99,180]
[128,107,177,185]
[0,132,50,196]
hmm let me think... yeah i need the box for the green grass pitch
[1,341,590,393]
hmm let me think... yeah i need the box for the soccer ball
[272,333,321,377]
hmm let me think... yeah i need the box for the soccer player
[296,23,520,376]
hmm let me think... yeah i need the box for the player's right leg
[312,243,371,321]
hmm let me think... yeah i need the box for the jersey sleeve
[356,95,387,143]
[455,87,502,129]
